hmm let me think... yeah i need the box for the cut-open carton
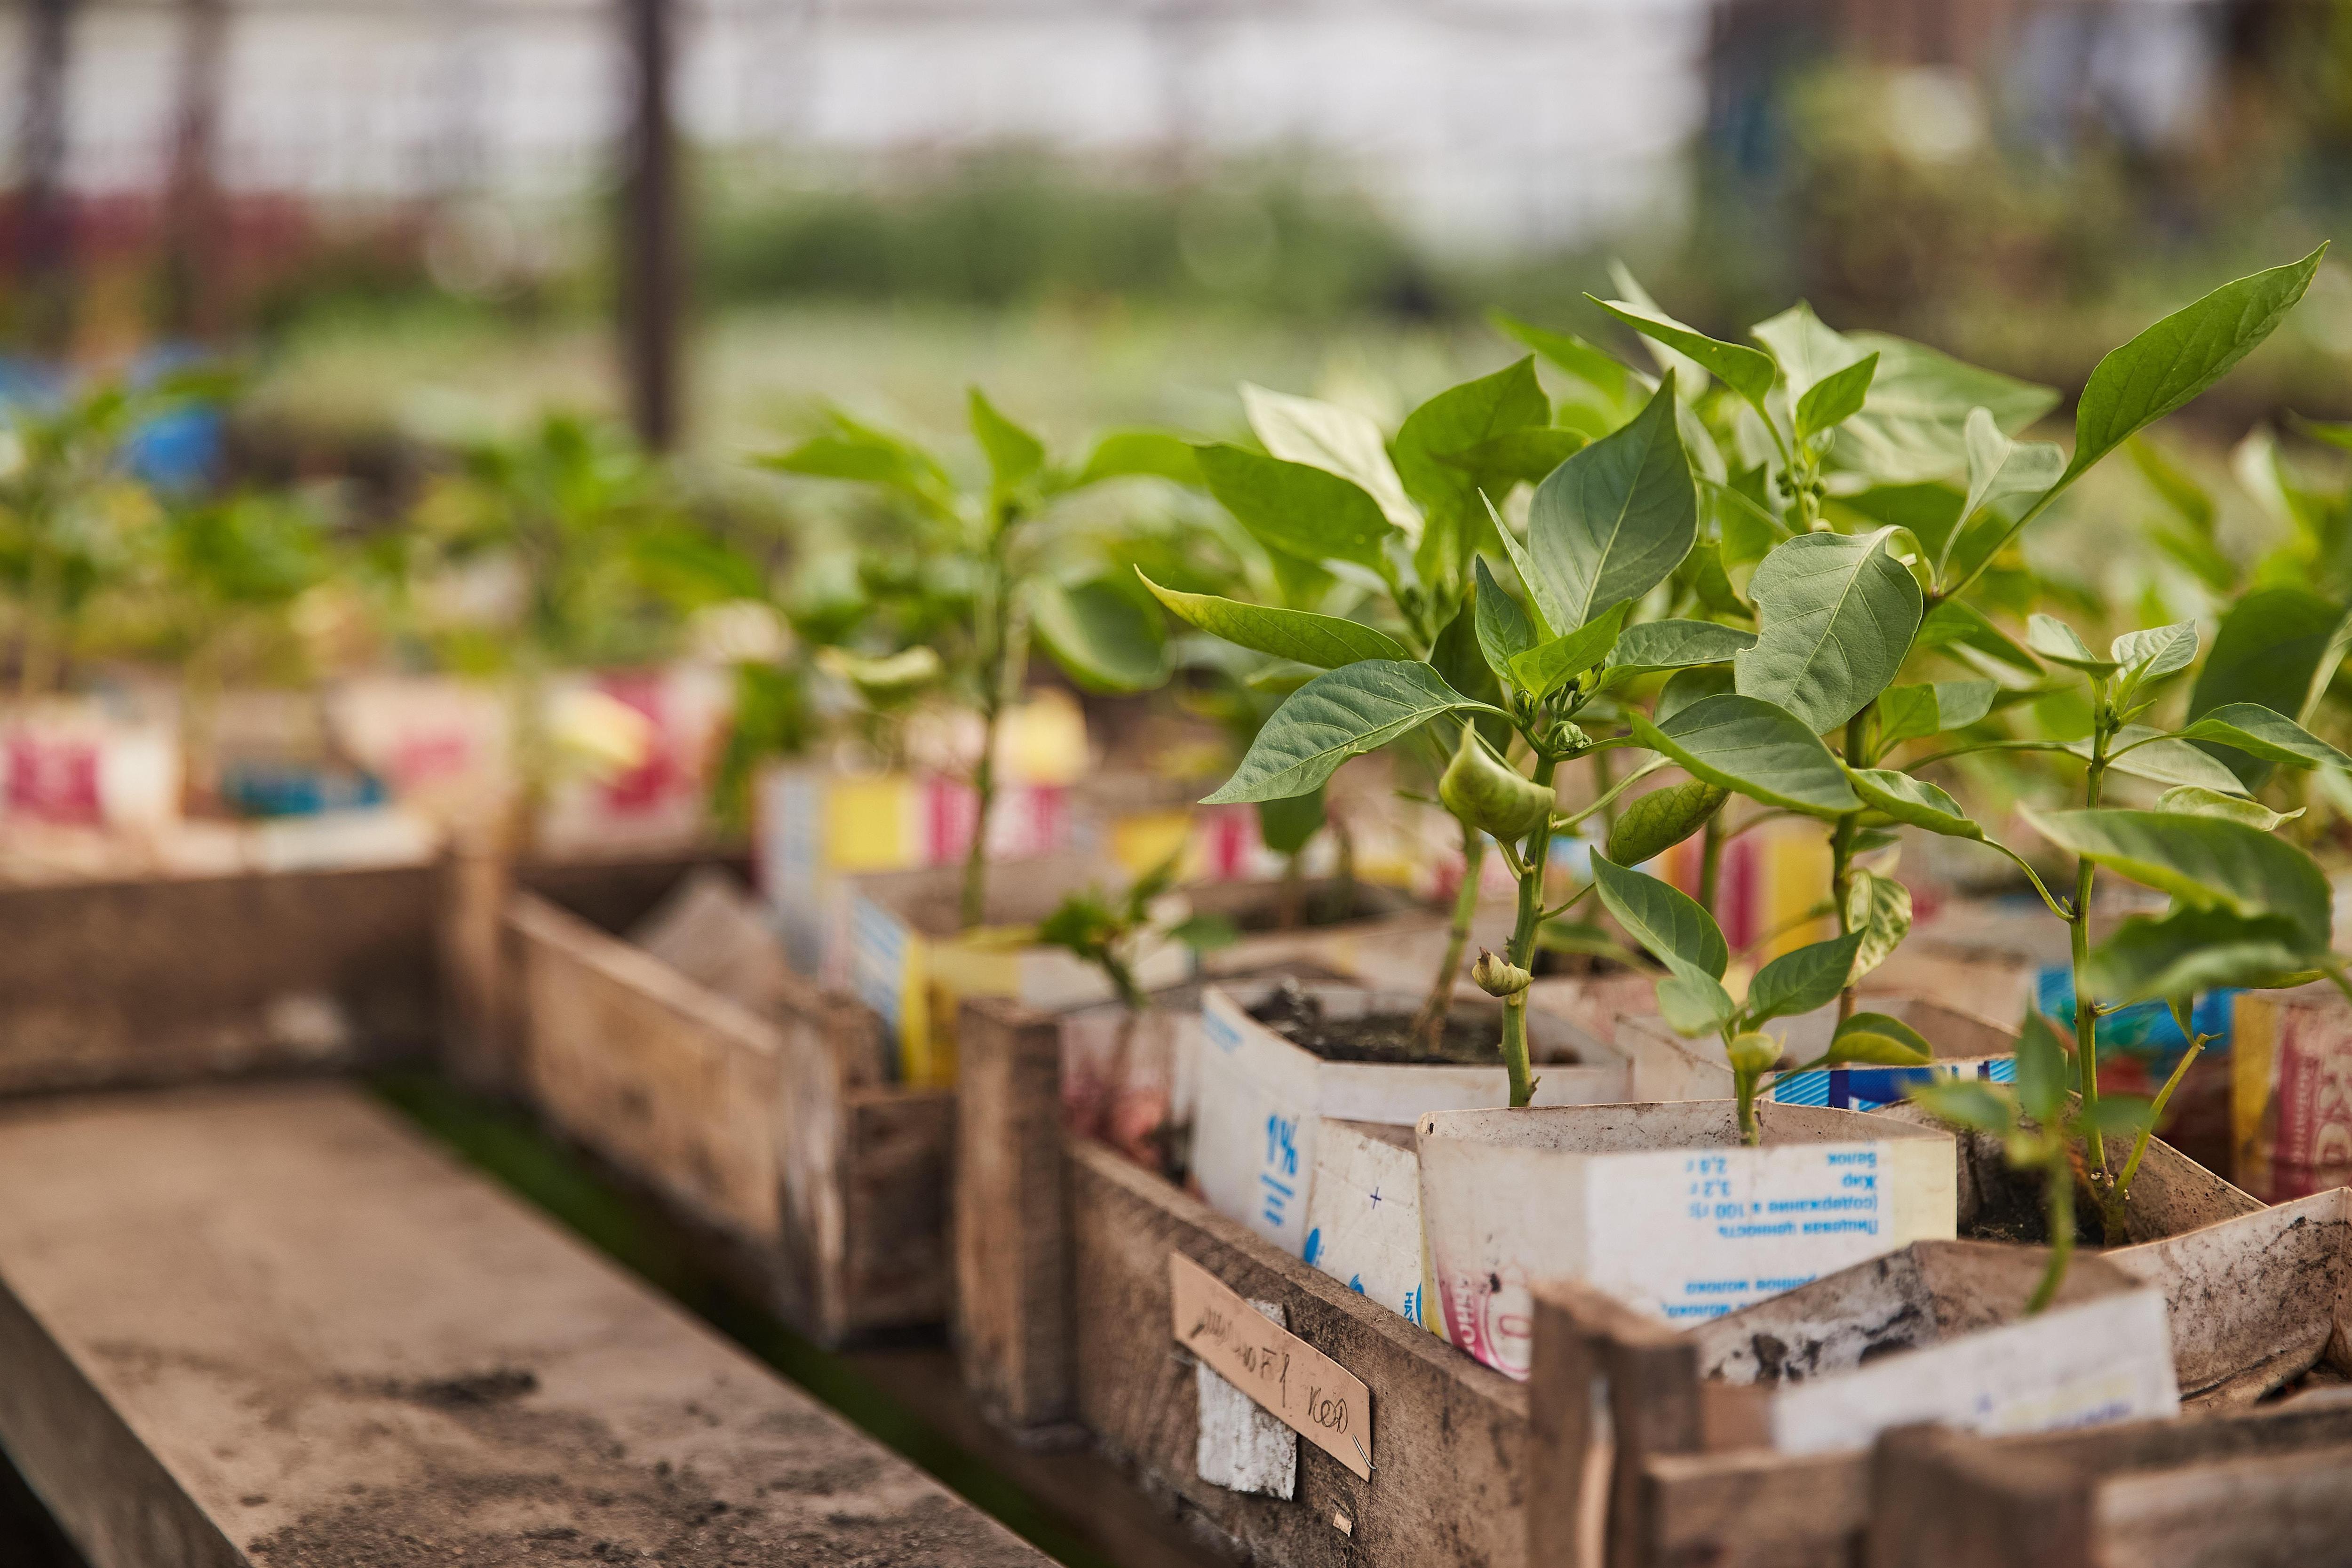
[1611,995,2017,1107]
[1420,1102,1956,1377]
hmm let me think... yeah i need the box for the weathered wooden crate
[955,994,1534,1566]
[506,886,953,1344]
[1867,1404,2352,1568]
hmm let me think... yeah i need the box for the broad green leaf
[1590,854,1730,979]
[1735,528,1923,734]
[2110,621,2198,696]
[1488,309,1636,413]
[1481,493,1566,638]
[2025,614,2117,674]
[1474,557,1538,677]
[1440,430,1589,492]
[1137,572,1408,669]
[1843,869,1913,983]
[1606,779,1728,867]
[1833,334,2060,486]
[2156,785,2303,830]
[2190,587,2352,784]
[1080,431,1203,487]
[968,388,1046,489]
[2169,703,2352,771]
[2069,247,2326,480]
[1589,297,1778,419]
[1655,667,1737,724]
[1195,443,1398,571]
[1630,694,1862,816]
[1916,600,2042,673]
[1714,478,1788,574]
[1241,383,1418,534]
[764,426,953,510]
[1958,405,2065,546]
[1877,680,1997,748]
[1607,620,1758,677]
[1510,600,1632,698]
[1795,353,1879,442]
[1659,969,1740,1037]
[1438,725,1555,839]
[1526,378,1697,631]
[1392,359,1552,524]
[2022,806,2332,950]
[1607,262,1712,391]
[2074,727,2251,796]
[2085,906,2319,1005]
[1830,1012,1934,1066]
[1909,1080,2017,1135]
[1256,788,1327,857]
[1846,769,1982,840]
[1746,933,1867,1024]
[1031,577,1166,693]
[2013,1009,2069,1126]
[1203,661,1498,804]
[1431,592,1511,751]
[1752,301,1865,407]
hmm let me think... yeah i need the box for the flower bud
[1471,948,1532,998]
[1438,725,1555,840]
[1726,1031,1781,1078]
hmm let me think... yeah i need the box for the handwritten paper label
[1169,1251,1373,1480]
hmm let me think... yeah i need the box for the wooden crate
[507,889,953,1344]
[955,995,1533,1567]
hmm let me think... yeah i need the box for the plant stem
[2073,700,2111,1186]
[1734,1058,1759,1146]
[1830,706,1869,1021]
[957,510,1017,930]
[1500,753,1560,1108]
[2115,1035,2203,1208]
[2025,1155,2074,1315]
[1277,849,1304,931]
[1698,809,1724,919]
[1414,825,1486,1050]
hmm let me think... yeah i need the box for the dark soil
[1247,978,1505,1065]
[1226,884,1391,933]
[1960,1171,2101,1247]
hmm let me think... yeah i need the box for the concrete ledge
[0,1082,1047,1568]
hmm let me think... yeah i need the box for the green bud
[1726,1031,1782,1078]
[1438,725,1555,840]
[1471,948,1532,998]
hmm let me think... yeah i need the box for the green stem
[2115,1032,2203,1209]
[1830,706,1869,1021]
[1415,827,1486,1050]
[2073,700,2111,1186]
[1500,754,1560,1108]
[1734,1054,1760,1146]
[959,694,1001,930]
[2025,1156,2074,1315]
[1698,809,1724,919]
[958,511,1018,930]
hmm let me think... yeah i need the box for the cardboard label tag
[1169,1252,1373,1480]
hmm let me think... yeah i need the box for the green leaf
[1474,557,1539,677]
[1169,913,1242,955]
[2190,588,2352,785]
[1080,431,1203,487]
[1031,577,1167,693]
[2085,906,2320,1004]
[1630,694,1862,816]
[1916,600,2042,674]
[2069,247,2326,481]
[1843,869,1914,984]
[2025,614,2117,674]
[1606,779,1729,867]
[2075,1096,2159,1138]
[1439,430,1589,493]
[1660,970,1740,1037]
[1431,591,1511,751]
[1958,405,2066,537]
[2013,1009,2070,1126]
[1392,359,1553,524]
[1845,769,1982,840]
[968,388,1046,489]
[1833,334,2060,486]
[763,425,953,508]
[1526,377,1698,630]
[1256,788,1327,856]
[1909,1079,2018,1135]
[1735,528,1923,734]
[1830,1012,1934,1066]
[1607,620,1758,677]
[1877,680,1997,748]
[2022,806,2332,951]
[1510,600,1632,698]
[2171,703,2352,770]
[1589,297,1778,419]
[1746,933,1867,1024]
[1488,309,1636,412]
[1590,853,1730,979]
[1482,493,1567,638]
[1753,302,1867,407]
[2110,621,2199,701]
[1241,383,1418,533]
[1195,443,1399,571]
[1136,572,1408,669]
[1795,352,1880,442]
[1655,667,1737,724]
[2076,728,2251,796]
[1203,661,1499,804]
[2156,785,2303,831]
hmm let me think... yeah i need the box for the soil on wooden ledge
[1247,977,1545,1066]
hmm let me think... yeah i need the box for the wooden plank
[0,1082,1047,1568]
[1067,1136,1529,1568]
[954,996,1075,1433]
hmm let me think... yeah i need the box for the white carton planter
[1418,1100,1956,1379]
[1688,1240,2179,1454]
[1615,994,2017,1108]
[1300,1120,1434,1330]
[1189,980,1624,1258]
